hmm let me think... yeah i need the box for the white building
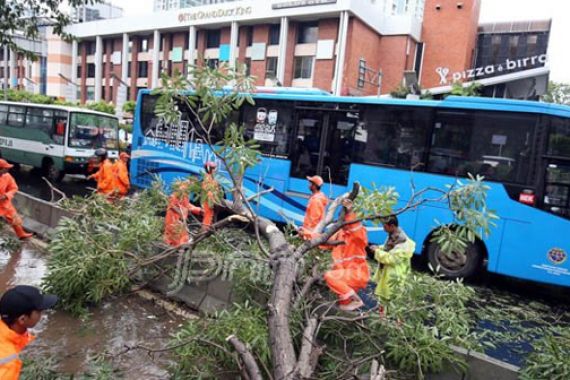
[154,0,240,12]
[72,2,124,23]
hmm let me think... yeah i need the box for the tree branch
[226,335,263,380]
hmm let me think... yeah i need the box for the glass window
[543,163,570,218]
[427,110,537,184]
[140,38,149,53]
[269,24,280,45]
[76,65,82,79]
[509,35,519,58]
[491,35,502,61]
[297,22,318,44]
[266,57,278,79]
[548,117,570,157]
[527,35,538,56]
[246,27,253,47]
[207,59,219,70]
[293,57,313,79]
[87,63,96,78]
[69,113,118,150]
[128,40,133,54]
[86,41,96,55]
[138,61,149,77]
[7,106,25,127]
[353,106,430,170]
[242,100,294,158]
[206,30,221,48]
[0,104,8,124]
[127,62,132,78]
[25,107,53,136]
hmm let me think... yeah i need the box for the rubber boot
[12,225,33,240]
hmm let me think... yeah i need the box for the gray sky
[107,0,570,83]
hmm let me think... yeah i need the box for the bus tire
[42,159,65,182]
[426,238,484,279]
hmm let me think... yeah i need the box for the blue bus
[130,88,570,287]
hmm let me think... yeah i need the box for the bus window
[0,105,8,124]
[290,109,325,180]
[322,111,359,185]
[7,106,25,128]
[354,106,431,171]
[52,111,68,145]
[543,163,570,218]
[69,113,119,150]
[428,110,537,184]
[548,117,570,158]
[25,107,61,144]
[242,100,294,158]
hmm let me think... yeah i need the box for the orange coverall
[0,320,35,380]
[113,160,130,197]
[164,192,203,247]
[0,173,29,239]
[324,211,369,304]
[300,191,329,240]
[91,159,117,196]
[201,173,220,228]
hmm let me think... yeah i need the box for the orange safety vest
[301,191,329,239]
[201,173,220,228]
[0,321,34,380]
[113,160,130,196]
[164,193,202,247]
[91,159,116,195]
[0,173,19,220]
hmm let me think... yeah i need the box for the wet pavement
[11,165,92,201]
[0,240,185,379]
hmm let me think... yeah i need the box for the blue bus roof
[138,88,570,119]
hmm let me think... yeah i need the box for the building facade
[154,0,239,12]
[71,2,124,23]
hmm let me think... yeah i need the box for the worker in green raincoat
[371,216,416,301]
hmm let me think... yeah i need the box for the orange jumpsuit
[164,192,202,247]
[0,173,28,238]
[91,159,117,196]
[0,320,34,380]
[113,160,130,197]
[323,211,369,304]
[300,191,329,240]
[201,173,220,228]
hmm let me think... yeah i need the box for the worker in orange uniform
[299,175,329,240]
[201,162,221,230]
[0,285,58,379]
[114,152,131,197]
[0,159,32,240]
[87,148,116,197]
[323,199,369,311]
[164,181,203,247]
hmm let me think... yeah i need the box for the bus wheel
[43,160,65,182]
[426,239,484,279]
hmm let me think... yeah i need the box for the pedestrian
[0,159,32,240]
[0,285,58,379]
[323,199,369,311]
[87,148,116,197]
[201,162,221,230]
[371,216,416,302]
[114,152,131,197]
[299,175,329,240]
[164,181,203,247]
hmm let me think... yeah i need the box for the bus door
[542,160,570,218]
[289,106,357,194]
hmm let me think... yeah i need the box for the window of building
[207,59,219,69]
[86,87,95,101]
[128,41,133,54]
[244,58,251,77]
[102,87,105,101]
[138,61,149,77]
[414,42,424,80]
[127,62,132,78]
[139,38,149,53]
[206,30,221,48]
[246,26,253,47]
[293,57,313,79]
[85,41,96,55]
[427,110,537,184]
[353,106,430,171]
[269,24,280,45]
[527,34,538,56]
[491,35,502,61]
[86,63,96,78]
[297,22,319,44]
[266,57,278,79]
[77,65,82,79]
[509,35,519,58]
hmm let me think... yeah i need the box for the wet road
[12,165,92,201]
[0,241,185,379]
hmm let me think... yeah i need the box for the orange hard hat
[204,161,217,171]
[0,159,14,170]
[120,152,130,160]
[306,175,324,187]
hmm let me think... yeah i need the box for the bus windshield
[69,112,119,150]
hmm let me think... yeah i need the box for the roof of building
[478,19,552,34]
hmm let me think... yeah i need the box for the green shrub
[521,329,570,380]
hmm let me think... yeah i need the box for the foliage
[449,82,482,97]
[42,186,168,316]
[171,302,270,379]
[0,0,99,59]
[21,355,121,379]
[390,84,433,100]
[122,100,136,114]
[542,81,570,105]
[353,185,400,224]
[0,234,22,253]
[119,123,133,133]
[84,101,116,115]
[520,329,570,380]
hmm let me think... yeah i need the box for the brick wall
[283,21,297,86]
[251,25,270,86]
[313,18,339,92]
[378,36,409,94]
[130,36,139,100]
[172,32,186,75]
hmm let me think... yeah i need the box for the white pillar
[3,46,8,94]
[188,26,197,78]
[121,33,129,82]
[9,49,17,89]
[229,21,239,69]
[94,36,103,101]
[71,39,78,101]
[276,17,288,85]
[333,11,349,96]
[151,29,161,89]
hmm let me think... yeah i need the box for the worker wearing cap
[0,159,32,240]
[299,175,329,240]
[0,285,58,379]
[114,152,131,197]
[87,148,116,196]
[164,181,203,247]
[324,199,369,311]
[201,162,221,230]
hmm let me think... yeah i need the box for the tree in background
[542,81,570,105]
[122,100,136,115]
[449,82,482,97]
